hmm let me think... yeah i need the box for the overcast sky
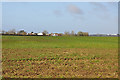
[2,2,118,34]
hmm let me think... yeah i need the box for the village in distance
[0,29,119,37]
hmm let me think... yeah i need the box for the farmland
[2,36,118,78]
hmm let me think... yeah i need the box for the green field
[2,36,118,78]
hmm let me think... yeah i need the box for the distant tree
[18,30,24,33]
[31,32,34,35]
[71,30,75,36]
[7,29,16,35]
[5,32,9,35]
[42,30,48,36]
[77,31,83,36]
[58,33,63,36]
[31,32,34,33]
[17,30,27,35]
[2,30,5,34]
[64,31,70,36]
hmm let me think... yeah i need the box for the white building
[37,33,43,36]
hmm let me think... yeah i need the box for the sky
[2,2,118,34]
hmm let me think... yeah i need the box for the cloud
[67,4,83,15]
[90,2,108,11]
[89,2,110,19]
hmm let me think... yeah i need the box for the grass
[2,36,118,78]
[2,36,118,49]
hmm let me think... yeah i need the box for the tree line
[1,29,89,36]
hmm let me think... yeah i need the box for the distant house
[6,31,16,35]
[83,32,89,36]
[37,33,43,36]
[34,33,38,35]
[90,34,118,36]
[31,32,35,35]
[110,34,118,36]
[46,34,49,36]
[28,32,37,35]
[50,33,59,36]
[111,34,117,36]
[58,33,62,36]
[50,33,53,36]
[28,33,32,35]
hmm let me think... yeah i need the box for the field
[2,36,118,78]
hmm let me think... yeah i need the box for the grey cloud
[90,2,108,11]
[90,2,111,19]
[67,4,83,15]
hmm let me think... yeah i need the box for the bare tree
[64,31,70,36]
[71,30,75,36]
[2,30,6,34]
[42,30,48,36]
[7,29,16,35]
[17,30,27,35]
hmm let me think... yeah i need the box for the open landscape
[2,2,118,79]
[2,36,118,78]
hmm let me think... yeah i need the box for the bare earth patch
[2,48,118,78]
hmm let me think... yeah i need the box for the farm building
[50,33,63,36]
[28,32,37,35]
[37,33,43,36]
[50,33,59,36]
[7,32,16,35]
[46,34,49,36]
[58,33,62,36]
